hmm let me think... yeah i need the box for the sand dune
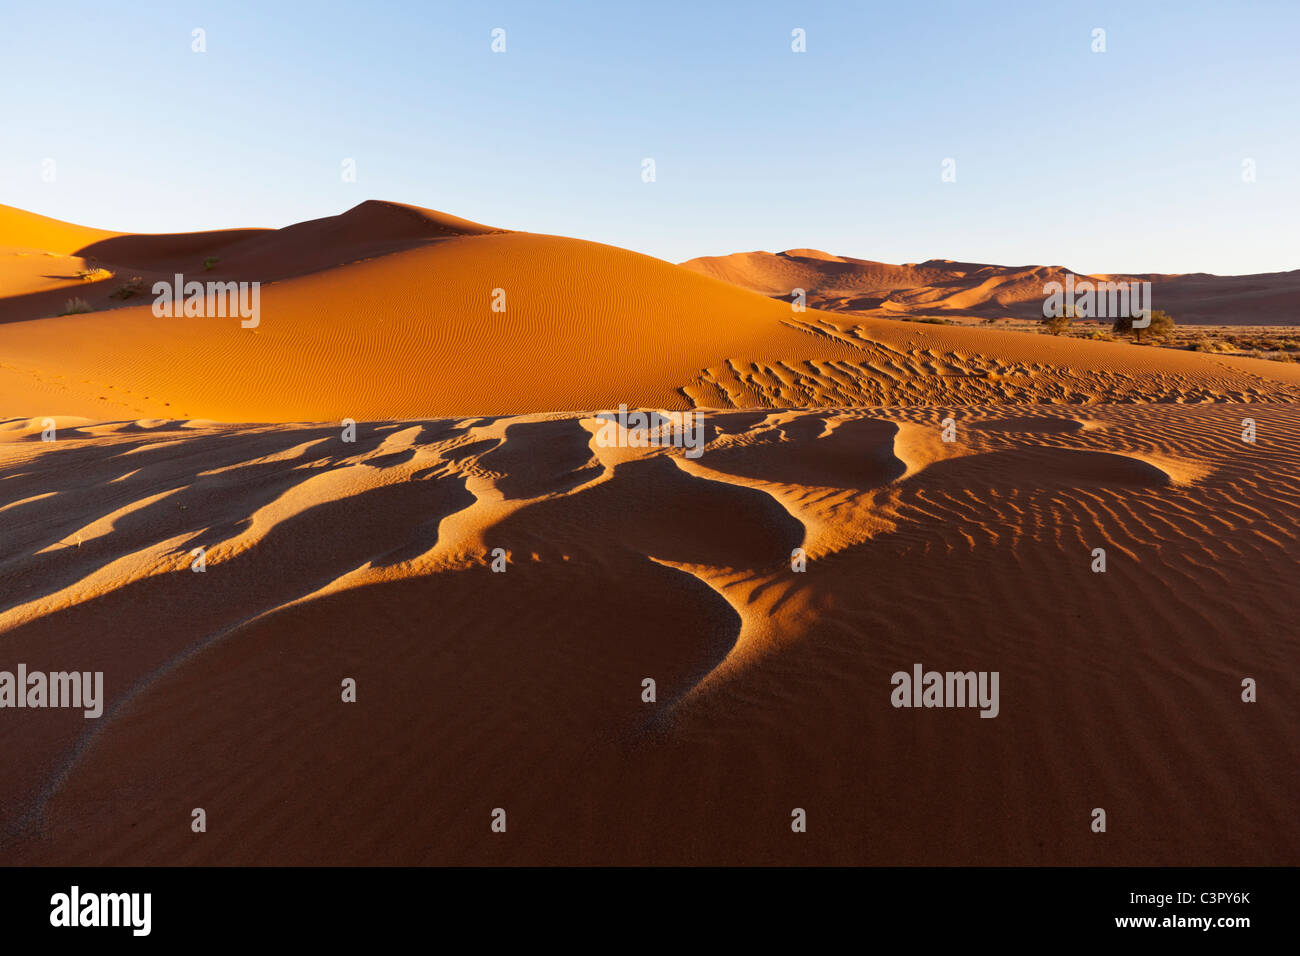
[0,200,499,329]
[0,205,121,255]
[1,404,1295,864]
[1,202,1296,866]
[1,202,1298,422]
[72,200,503,283]
[681,248,1300,325]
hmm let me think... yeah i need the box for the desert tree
[1114,309,1175,343]
[1042,302,1076,336]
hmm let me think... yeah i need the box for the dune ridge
[1,201,1296,867]
[681,248,1300,325]
[1,404,1296,864]
[2,201,1299,422]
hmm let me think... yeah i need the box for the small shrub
[76,267,113,282]
[60,297,93,315]
[1042,313,1072,336]
[1114,308,1175,342]
[203,256,220,271]
[111,276,145,300]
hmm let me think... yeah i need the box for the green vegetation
[1114,308,1175,342]
[110,276,146,300]
[1042,313,1071,336]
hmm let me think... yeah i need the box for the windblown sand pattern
[1,404,1295,864]
[1,202,1296,865]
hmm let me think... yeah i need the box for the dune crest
[2,203,1299,422]
[3,404,1296,864]
[682,248,1300,325]
[1,200,1297,867]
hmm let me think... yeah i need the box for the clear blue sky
[2,0,1296,275]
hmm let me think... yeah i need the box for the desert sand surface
[681,248,1300,326]
[1,203,1297,865]
[2,201,1300,421]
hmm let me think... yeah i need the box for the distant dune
[2,201,1299,421]
[681,248,1300,325]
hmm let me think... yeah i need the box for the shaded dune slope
[1,405,1296,864]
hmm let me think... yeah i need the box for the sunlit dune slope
[0,202,826,419]
[1,202,1299,421]
[0,204,120,255]
[0,200,501,326]
[72,199,503,281]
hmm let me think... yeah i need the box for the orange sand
[682,248,1300,325]
[1,203,1296,865]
